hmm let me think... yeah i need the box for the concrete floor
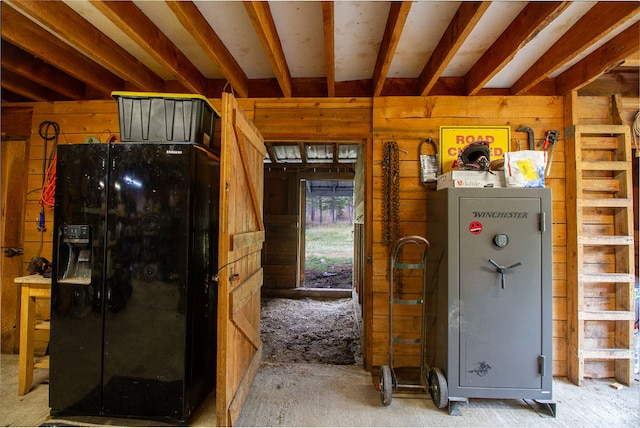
[1,353,638,427]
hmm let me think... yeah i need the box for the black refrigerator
[50,142,219,424]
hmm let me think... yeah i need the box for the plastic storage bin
[112,91,220,147]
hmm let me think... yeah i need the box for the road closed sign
[439,126,511,173]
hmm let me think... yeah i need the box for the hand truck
[378,235,430,406]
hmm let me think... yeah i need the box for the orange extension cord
[40,154,56,210]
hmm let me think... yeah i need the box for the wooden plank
[231,231,265,251]
[373,96,564,120]
[254,108,372,138]
[579,198,632,208]
[573,124,631,137]
[217,93,234,426]
[227,348,262,425]
[232,310,261,352]
[581,178,620,193]
[234,115,267,156]
[321,2,335,97]
[373,2,412,96]
[578,161,631,171]
[244,1,292,98]
[234,125,265,232]
[578,236,633,245]
[579,348,634,359]
[231,269,263,318]
[580,272,635,284]
[255,98,372,110]
[579,310,635,321]
[1,139,29,353]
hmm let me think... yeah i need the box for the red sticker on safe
[469,221,483,235]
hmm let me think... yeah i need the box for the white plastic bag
[504,150,547,188]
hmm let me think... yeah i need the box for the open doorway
[260,142,365,366]
[303,180,354,290]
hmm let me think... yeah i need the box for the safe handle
[488,259,522,289]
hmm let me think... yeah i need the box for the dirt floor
[304,263,353,289]
[260,297,362,365]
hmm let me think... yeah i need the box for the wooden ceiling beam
[1,88,33,103]
[298,142,308,164]
[418,1,491,96]
[5,0,164,92]
[1,3,121,97]
[555,24,640,96]
[90,0,206,95]
[1,41,86,100]
[265,144,279,166]
[321,1,335,97]
[167,1,249,98]
[511,1,640,95]
[1,68,68,102]
[244,1,292,98]
[465,2,569,95]
[373,1,412,97]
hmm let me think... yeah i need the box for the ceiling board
[194,1,273,79]
[271,1,325,78]
[62,0,173,80]
[334,1,390,82]
[2,0,637,102]
[487,1,597,88]
[443,1,527,77]
[550,13,640,77]
[389,1,460,78]
[134,0,223,79]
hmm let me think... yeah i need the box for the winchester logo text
[473,211,528,219]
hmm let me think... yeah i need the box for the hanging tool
[516,125,535,150]
[418,137,439,189]
[538,130,560,176]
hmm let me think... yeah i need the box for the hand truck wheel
[428,367,448,409]
[379,365,393,406]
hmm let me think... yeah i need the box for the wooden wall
[370,96,568,374]
[262,170,301,289]
[2,101,121,354]
[2,94,637,382]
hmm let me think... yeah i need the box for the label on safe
[469,221,483,235]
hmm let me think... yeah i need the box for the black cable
[38,121,60,182]
[34,121,60,255]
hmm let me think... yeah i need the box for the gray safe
[425,187,554,416]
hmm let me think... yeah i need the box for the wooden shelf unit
[566,124,635,386]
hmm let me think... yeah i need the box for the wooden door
[216,93,265,426]
[1,140,28,353]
